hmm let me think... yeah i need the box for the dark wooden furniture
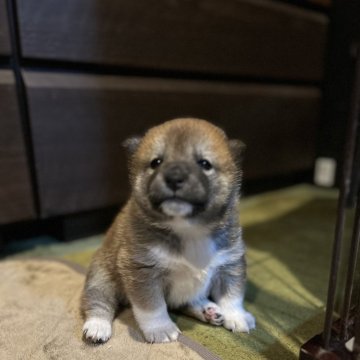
[17,0,327,81]
[0,0,329,229]
[0,0,10,56]
[0,70,35,224]
[25,71,321,216]
[316,0,360,186]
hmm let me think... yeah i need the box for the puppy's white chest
[150,222,223,307]
[167,257,210,305]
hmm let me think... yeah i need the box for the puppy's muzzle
[164,162,189,191]
[148,161,209,217]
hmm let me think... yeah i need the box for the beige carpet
[0,259,219,360]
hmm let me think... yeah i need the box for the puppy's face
[126,118,244,222]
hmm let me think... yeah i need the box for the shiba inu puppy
[82,118,255,343]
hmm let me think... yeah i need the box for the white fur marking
[148,227,236,307]
[166,217,209,240]
[187,298,224,325]
[83,317,112,342]
[132,304,180,343]
[160,200,193,217]
[218,297,256,333]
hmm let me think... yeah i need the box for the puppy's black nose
[164,163,189,191]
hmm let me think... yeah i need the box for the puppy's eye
[198,159,213,171]
[150,158,162,169]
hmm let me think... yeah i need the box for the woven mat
[0,259,219,360]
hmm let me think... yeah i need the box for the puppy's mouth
[159,198,193,217]
[153,197,205,218]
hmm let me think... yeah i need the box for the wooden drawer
[24,70,321,217]
[0,0,11,55]
[0,70,35,224]
[18,0,327,81]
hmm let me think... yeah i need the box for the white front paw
[83,317,112,343]
[142,321,181,343]
[223,310,256,333]
[132,304,181,343]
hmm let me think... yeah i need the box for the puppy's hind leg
[81,259,125,344]
[181,298,224,326]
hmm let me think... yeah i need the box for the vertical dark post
[340,41,360,341]
[354,291,360,358]
[340,195,360,340]
[323,47,360,349]
[300,3,360,358]
[6,0,40,215]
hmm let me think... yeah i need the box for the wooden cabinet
[0,0,10,55]
[17,0,327,81]
[0,0,329,225]
[0,70,35,224]
[25,71,320,217]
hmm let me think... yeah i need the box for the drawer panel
[18,0,327,81]
[24,71,321,216]
[0,0,11,55]
[0,70,35,224]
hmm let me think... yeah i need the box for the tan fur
[81,118,255,344]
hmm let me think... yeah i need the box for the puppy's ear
[228,139,246,167]
[122,136,142,155]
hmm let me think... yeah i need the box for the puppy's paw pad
[223,310,256,333]
[143,322,181,343]
[202,303,224,326]
[83,317,112,343]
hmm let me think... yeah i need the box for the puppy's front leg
[126,273,180,343]
[211,255,255,333]
[132,302,180,343]
[82,258,120,343]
